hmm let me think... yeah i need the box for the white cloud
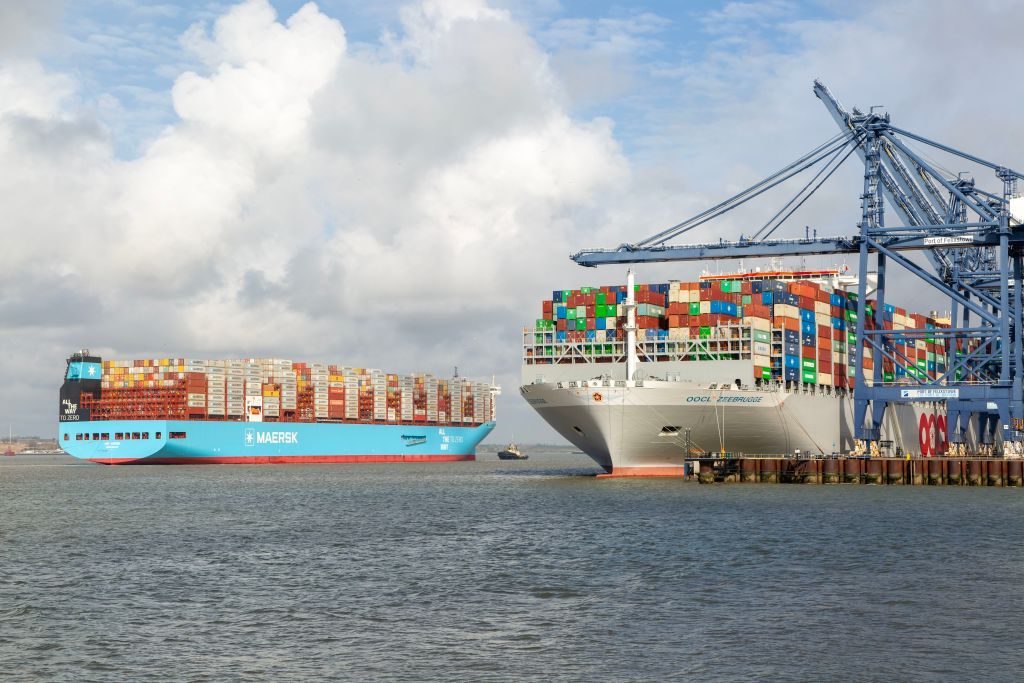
[0,0,627,440]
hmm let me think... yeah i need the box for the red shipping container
[780,317,801,331]
[819,337,832,351]
[586,305,595,317]
[556,319,567,331]
[818,347,830,361]
[542,300,553,315]
[802,344,816,358]
[586,318,596,331]
[819,360,832,373]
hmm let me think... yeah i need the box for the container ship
[521,268,977,476]
[59,352,497,464]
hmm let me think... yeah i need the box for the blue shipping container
[556,306,566,319]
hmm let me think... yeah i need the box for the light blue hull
[58,420,495,464]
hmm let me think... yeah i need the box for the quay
[692,458,1023,486]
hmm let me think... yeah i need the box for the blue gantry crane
[572,81,1024,455]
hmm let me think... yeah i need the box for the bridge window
[115,433,123,440]
[132,432,141,440]
[142,432,149,439]
[64,434,69,441]
[155,432,161,439]
[169,432,187,439]
[92,433,99,440]
[101,433,109,440]
[76,434,83,441]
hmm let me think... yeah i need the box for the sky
[2,0,1022,442]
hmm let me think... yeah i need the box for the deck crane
[571,81,1024,455]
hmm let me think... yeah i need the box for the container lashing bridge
[572,81,1024,456]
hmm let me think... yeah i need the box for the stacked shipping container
[529,275,954,388]
[82,358,493,426]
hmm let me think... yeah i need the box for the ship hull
[522,381,960,475]
[59,420,495,465]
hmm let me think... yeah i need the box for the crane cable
[636,131,856,248]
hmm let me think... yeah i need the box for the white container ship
[520,269,973,476]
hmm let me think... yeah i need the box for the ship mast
[625,269,638,382]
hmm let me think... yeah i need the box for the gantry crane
[572,81,1024,455]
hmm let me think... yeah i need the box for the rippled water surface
[2,452,1023,682]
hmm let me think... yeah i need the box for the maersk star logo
[87,365,97,377]
[244,429,255,447]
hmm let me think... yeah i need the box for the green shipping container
[742,295,752,305]
[607,304,617,317]
[802,371,817,383]
[883,372,894,382]
[595,304,607,317]
[848,332,856,345]
[562,290,571,301]
[596,292,606,305]
[753,330,771,343]
[689,302,700,315]
[761,368,772,381]
[576,318,586,331]
[721,281,731,292]
[802,358,817,371]
[567,309,576,320]
[699,326,711,338]
[581,287,593,294]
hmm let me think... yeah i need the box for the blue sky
[45,0,840,159]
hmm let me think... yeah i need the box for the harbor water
[2,452,1023,681]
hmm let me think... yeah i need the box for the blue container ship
[59,351,497,465]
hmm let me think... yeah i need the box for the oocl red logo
[918,414,946,456]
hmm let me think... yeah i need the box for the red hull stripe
[596,466,688,478]
[86,454,476,465]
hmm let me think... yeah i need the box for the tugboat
[497,442,527,460]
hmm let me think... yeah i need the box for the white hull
[522,378,962,474]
